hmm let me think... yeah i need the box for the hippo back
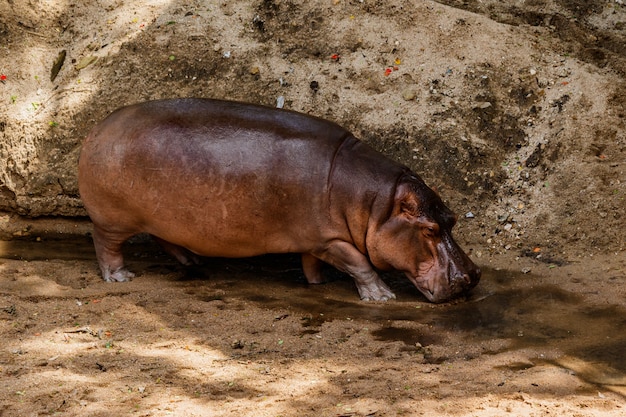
[79,99,402,257]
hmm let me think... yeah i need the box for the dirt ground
[1,224,626,416]
[1,0,626,416]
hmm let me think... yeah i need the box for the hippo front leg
[314,242,396,301]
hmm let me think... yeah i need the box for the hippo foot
[103,268,135,282]
[153,236,202,266]
[357,283,396,302]
[178,253,203,266]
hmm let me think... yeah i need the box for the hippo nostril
[474,267,482,281]
[451,272,471,285]
[455,273,471,285]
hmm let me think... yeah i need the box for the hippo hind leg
[153,236,202,266]
[301,253,326,284]
[92,226,136,282]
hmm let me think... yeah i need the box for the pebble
[465,211,475,218]
[276,96,285,108]
[402,89,417,101]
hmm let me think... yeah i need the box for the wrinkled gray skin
[78,98,480,302]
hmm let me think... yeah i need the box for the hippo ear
[395,183,420,218]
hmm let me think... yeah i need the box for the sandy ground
[1,0,626,415]
[0,223,625,416]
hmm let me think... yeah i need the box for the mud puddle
[2,237,625,395]
[0,236,96,261]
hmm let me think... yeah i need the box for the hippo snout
[449,259,481,293]
[455,263,481,287]
[410,256,481,303]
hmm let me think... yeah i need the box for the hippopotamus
[78,98,480,302]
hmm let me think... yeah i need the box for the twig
[21,28,48,38]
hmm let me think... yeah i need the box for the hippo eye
[418,218,440,238]
[423,225,438,238]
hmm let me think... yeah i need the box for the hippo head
[368,174,481,303]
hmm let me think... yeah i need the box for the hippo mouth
[403,261,446,302]
[406,273,441,303]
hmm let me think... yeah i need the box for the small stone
[276,96,285,109]
[465,211,475,218]
[402,89,417,101]
[521,267,531,274]
[249,66,260,75]
[476,101,492,109]
[75,56,97,70]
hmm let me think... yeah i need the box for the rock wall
[1,0,624,257]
